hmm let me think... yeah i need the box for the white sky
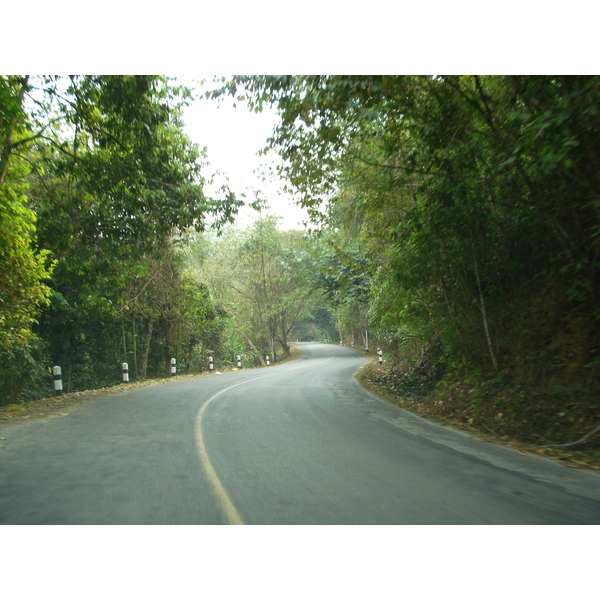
[180,77,310,230]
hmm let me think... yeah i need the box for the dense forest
[1,75,599,453]
[212,75,600,452]
[0,75,338,406]
[1,76,235,402]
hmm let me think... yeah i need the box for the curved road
[1,343,599,524]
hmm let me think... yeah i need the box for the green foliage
[224,75,600,397]
[31,76,241,259]
[0,77,56,403]
[188,218,321,360]
[1,77,54,355]
[0,174,54,352]
[0,75,242,403]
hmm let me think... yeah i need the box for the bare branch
[539,424,600,449]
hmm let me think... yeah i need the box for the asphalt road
[1,342,599,524]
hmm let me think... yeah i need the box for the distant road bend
[1,342,599,524]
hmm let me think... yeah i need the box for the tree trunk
[0,77,28,184]
[280,318,291,357]
[165,321,173,378]
[141,319,153,379]
[472,245,498,370]
[240,328,266,367]
[132,315,138,379]
[121,321,127,364]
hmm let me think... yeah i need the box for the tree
[189,218,320,363]
[216,75,600,394]
[0,158,54,354]
[236,218,317,358]
[121,244,220,378]
[1,76,55,403]
[1,75,243,402]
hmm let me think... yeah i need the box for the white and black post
[122,362,129,383]
[53,366,63,396]
[378,349,383,365]
[266,355,270,366]
[237,354,242,369]
[209,356,214,371]
[171,357,176,376]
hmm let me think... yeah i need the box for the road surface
[1,342,599,524]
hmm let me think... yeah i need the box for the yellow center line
[194,357,335,525]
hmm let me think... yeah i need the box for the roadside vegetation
[214,75,600,462]
[1,76,238,404]
[2,75,599,463]
[0,75,331,406]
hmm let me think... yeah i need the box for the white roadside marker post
[209,356,214,371]
[122,362,129,383]
[53,366,63,395]
[171,358,176,376]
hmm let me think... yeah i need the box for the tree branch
[9,114,72,151]
[539,423,600,449]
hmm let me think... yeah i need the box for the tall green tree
[1,76,55,402]
[1,75,242,402]
[190,218,320,363]
[216,75,600,391]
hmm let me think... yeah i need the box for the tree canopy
[210,75,600,448]
[0,75,240,402]
[3,74,599,452]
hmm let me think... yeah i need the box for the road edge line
[193,358,335,525]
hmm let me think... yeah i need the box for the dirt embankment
[356,359,600,473]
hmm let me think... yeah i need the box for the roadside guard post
[237,355,242,368]
[378,349,383,365]
[122,362,129,383]
[209,356,214,371]
[266,355,270,366]
[53,366,63,395]
[171,358,176,376]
